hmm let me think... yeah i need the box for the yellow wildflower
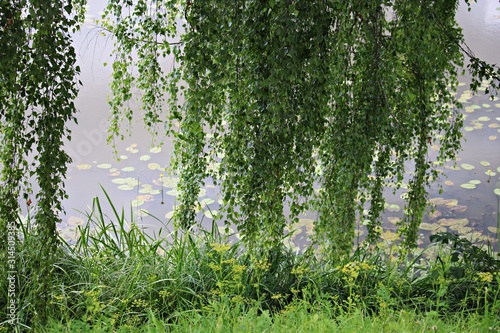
[477,272,493,283]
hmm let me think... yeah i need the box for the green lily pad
[122,166,135,172]
[387,204,400,212]
[419,222,445,232]
[139,155,151,161]
[438,218,468,227]
[469,180,481,185]
[460,163,475,170]
[97,163,112,169]
[148,163,161,170]
[76,164,92,170]
[485,170,496,176]
[488,227,498,233]
[166,189,179,196]
[449,225,472,234]
[67,216,85,226]
[463,126,474,132]
[204,210,218,219]
[149,147,162,154]
[480,161,491,167]
[489,135,497,141]
[489,123,500,129]
[119,155,128,160]
[131,199,144,207]
[481,104,491,109]
[460,183,476,189]
[118,184,135,191]
[494,189,500,196]
[165,211,175,219]
[161,176,179,188]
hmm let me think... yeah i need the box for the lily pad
[460,163,475,170]
[131,199,144,207]
[480,161,491,167]
[139,155,151,161]
[165,211,175,219]
[97,163,112,169]
[488,123,500,129]
[119,155,128,160]
[463,126,474,132]
[438,218,469,227]
[381,230,399,242]
[494,188,500,196]
[204,210,218,219]
[118,184,135,191]
[477,116,490,122]
[387,217,400,225]
[419,222,445,232]
[469,180,481,185]
[444,199,458,208]
[444,180,454,186]
[429,198,446,205]
[68,216,85,226]
[449,225,472,234]
[485,170,496,176]
[488,227,498,233]
[489,135,497,141]
[149,147,162,154]
[460,183,476,189]
[148,163,161,170]
[122,166,135,172]
[387,204,400,212]
[166,189,179,196]
[76,164,92,170]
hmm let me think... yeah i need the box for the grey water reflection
[59,1,500,250]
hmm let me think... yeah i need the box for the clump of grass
[2,187,500,332]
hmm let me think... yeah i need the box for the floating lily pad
[438,218,468,227]
[149,147,162,154]
[489,123,500,129]
[469,180,481,185]
[148,163,161,170]
[463,126,474,132]
[460,183,476,189]
[118,184,135,191]
[429,198,446,205]
[68,216,85,226]
[494,188,500,196]
[161,176,179,188]
[464,106,475,113]
[166,189,179,196]
[165,211,175,219]
[122,166,135,172]
[488,227,498,233]
[131,199,144,207]
[76,164,92,170]
[485,170,496,176]
[444,180,454,186]
[489,135,497,141]
[419,223,445,232]
[480,161,491,167]
[199,198,215,207]
[444,199,458,207]
[482,104,491,108]
[119,155,128,160]
[387,217,400,225]
[381,230,399,241]
[137,194,154,202]
[477,116,490,122]
[451,205,467,214]
[218,226,235,235]
[97,163,112,169]
[204,210,218,219]
[387,204,400,212]
[449,225,472,234]
[461,163,475,170]
[139,155,151,161]
[112,178,128,184]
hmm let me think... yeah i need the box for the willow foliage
[0,0,86,326]
[101,0,498,257]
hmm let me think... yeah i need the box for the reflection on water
[58,1,500,250]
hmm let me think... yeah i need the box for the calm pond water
[58,1,500,251]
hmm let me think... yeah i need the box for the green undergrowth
[2,189,500,332]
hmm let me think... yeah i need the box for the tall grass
[2,187,500,332]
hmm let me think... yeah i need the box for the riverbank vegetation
[2,191,499,331]
[2,0,500,331]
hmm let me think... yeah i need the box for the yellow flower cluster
[210,242,231,253]
[477,272,494,283]
[337,261,374,282]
